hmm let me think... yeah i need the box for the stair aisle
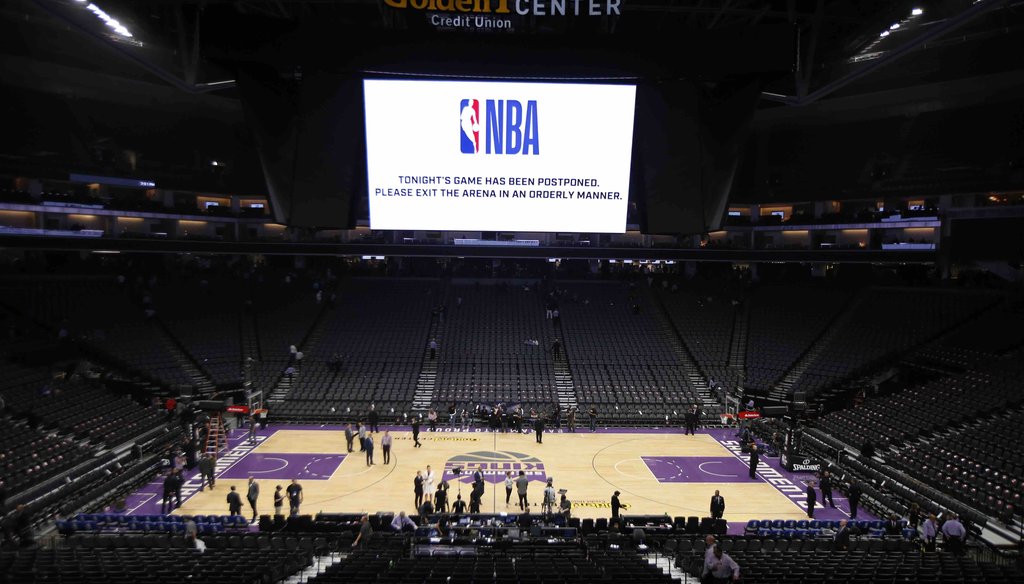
[151,319,215,393]
[411,283,448,413]
[769,293,865,401]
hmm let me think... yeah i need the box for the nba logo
[460,99,480,154]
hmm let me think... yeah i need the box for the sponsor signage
[781,453,821,473]
[738,410,761,420]
[383,0,623,32]
[226,405,250,414]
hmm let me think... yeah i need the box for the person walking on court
[344,424,354,453]
[357,422,367,451]
[368,405,380,433]
[198,453,216,491]
[819,471,836,508]
[381,430,393,464]
[516,470,530,510]
[748,445,759,480]
[227,485,243,517]
[685,405,699,435]
[611,491,623,519]
[588,406,598,432]
[365,433,375,465]
[428,408,438,432]
[806,481,818,518]
[504,471,514,506]
[161,471,176,514]
[567,406,577,433]
[247,414,258,444]
[246,477,259,523]
[273,485,284,516]
[414,471,425,508]
[411,417,422,447]
[534,415,545,444]
[286,479,303,516]
[710,490,726,520]
[848,481,863,519]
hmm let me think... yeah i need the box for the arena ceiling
[5,0,1023,107]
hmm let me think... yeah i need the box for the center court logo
[459,99,539,155]
[442,450,547,484]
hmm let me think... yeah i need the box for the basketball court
[125,425,865,533]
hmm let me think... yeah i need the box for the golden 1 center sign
[384,0,623,31]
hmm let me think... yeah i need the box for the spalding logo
[442,450,547,484]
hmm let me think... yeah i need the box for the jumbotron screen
[363,79,637,233]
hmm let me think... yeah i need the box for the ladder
[204,412,227,456]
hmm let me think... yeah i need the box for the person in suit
[344,424,354,453]
[806,481,818,518]
[246,477,259,523]
[834,519,851,551]
[161,471,176,514]
[685,405,699,435]
[368,405,380,433]
[411,418,422,448]
[534,415,545,444]
[414,471,424,508]
[710,490,726,520]
[198,454,216,491]
[227,486,243,516]
[848,481,863,519]
[364,433,375,466]
[819,471,836,508]
[611,491,623,519]
[748,445,759,480]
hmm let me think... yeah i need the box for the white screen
[364,79,636,233]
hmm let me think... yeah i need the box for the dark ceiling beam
[762,0,1004,106]
[29,0,235,94]
[707,0,734,29]
[0,236,938,263]
[795,0,825,99]
[625,3,863,23]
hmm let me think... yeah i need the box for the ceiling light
[890,23,900,30]
[880,31,890,37]
[911,8,923,16]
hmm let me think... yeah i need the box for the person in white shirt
[423,465,436,496]
[941,513,967,555]
[922,513,939,552]
[504,471,514,506]
[702,546,740,583]
[390,511,416,532]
